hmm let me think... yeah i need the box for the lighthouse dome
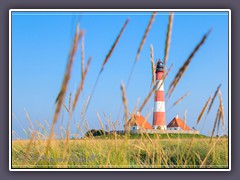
[156,60,164,72]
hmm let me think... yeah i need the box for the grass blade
[81,36,85,79]
[164,12,174,67]
[150,44,155,87]
[21,131,35,166]
[46,24,84,155]
[196,96,212,125]
[167,29,212,99]
[218,89,225,128]
[184,109,187,129]
[138,64,173,112]
[210,107,221,141]
[121,83,129,131]
[101,19,129,72]
[79,19,129,127]
[207,84,221,114]
[72,57,92,111]
[172,91,190,107]
[135,12,157,62]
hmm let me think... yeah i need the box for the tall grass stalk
[167,29,212,99]
[164,12,174,67]
[45,25,84,156]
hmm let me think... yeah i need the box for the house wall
[130,129,200,134]
[167,127,181,130]
[130,126,139,131]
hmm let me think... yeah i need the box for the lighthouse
[153,60,166,130]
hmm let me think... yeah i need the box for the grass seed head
[81,36,85,79]
[207,84,222,114]
[46,24,84,155]
[121,82,129,130]
[135,12,157,62]
[164,12,174,67]
[150,44,155,87]
[196,96,212,125]
[101,19,129,72]
[167,29,212,99]
[139,64,172,112]
[172,91,190,107]
[73,56,92,111]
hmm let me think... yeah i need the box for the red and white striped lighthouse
[153,60,166,130]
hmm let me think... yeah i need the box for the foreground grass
[12,136,228,168]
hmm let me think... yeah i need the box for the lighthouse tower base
[153,125,167,130]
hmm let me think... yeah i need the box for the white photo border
[9,9,231,171]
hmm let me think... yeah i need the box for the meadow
[11,11,229,169]
[12,135,228,168]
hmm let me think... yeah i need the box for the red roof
[126,114,152,129]
[167,116,191,130]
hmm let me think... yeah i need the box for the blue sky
[11,11,229,139]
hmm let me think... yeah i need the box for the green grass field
[90,133,208,139]
[12,135,228,168]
